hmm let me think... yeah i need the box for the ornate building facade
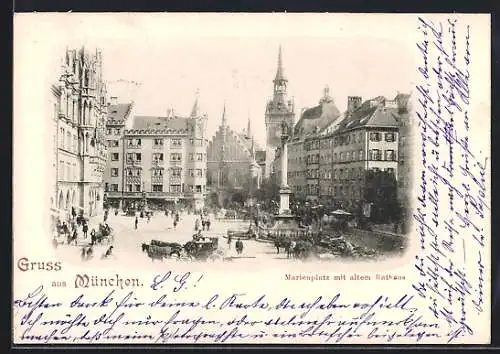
[51,47,109,218]
[207,104,264,207]
[264,46,295,178]
[104,97,209,211]
[273,94,406,213]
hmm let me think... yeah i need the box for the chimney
[347,96,362,113]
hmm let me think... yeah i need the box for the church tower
[264,45,295,178]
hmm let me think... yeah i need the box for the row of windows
[303,131,397,152]
[106,128,122,135]
[106,183,205,193]
[293,167,395,180]
[105,137,205,148]
[59,127,78,153]
[110,168,206,178]
[298,149,397,164]
[111,152,208,163]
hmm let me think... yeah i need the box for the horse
[274,237,293,258]
[292,240,315,260]
[146,244,172,262]
[151,240,183,257]
[141,243,150,253]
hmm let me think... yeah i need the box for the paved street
[53,212,298,265]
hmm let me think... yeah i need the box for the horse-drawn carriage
[141,237,222,262]
[94,224,114,245]
[184,237,222,261]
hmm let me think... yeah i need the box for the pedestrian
[82,223,88,239]
[236,239,244,255]
[147,214,151,223]
[173,219,177,230]
[227,234,232,249]
[206,218,211,231]
[195,218,200,232]
[81,247,87,261]
[90,229,97,245]
[71,228,78,246]
[102,246,114,259]
[135,216,138,230]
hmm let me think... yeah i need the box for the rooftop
[294,95,341,136]
[128,115,191,133]
[107,103,133,122]
[336,96,399,132]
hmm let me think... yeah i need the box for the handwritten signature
[13,282,442,344]
[414,16,488,344]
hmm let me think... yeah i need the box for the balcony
[153,144,164,149]
[151,176,163,184]
[127,144,142,149]
[126,176,141,184]
[169,176,182,183]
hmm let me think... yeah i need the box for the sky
[17,13,417,146]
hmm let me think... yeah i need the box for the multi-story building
[304,136,320,200]
[49,85,60,214]
[264,46,295,178]
[52,47,108,218]
[274,94,405,212]
[287,137,306,200]
[103,100,134,208]
[318,135,334,202]
[331,96,400,211]
[207,105,264,207]
[104,98,209,211]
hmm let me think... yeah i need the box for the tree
[364,170,400,223]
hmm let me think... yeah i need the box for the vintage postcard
[13,13,491,345]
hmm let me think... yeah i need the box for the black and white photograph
[42,15,416,266]
[13,13,491,345]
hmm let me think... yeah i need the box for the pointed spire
[190,89,200,117]
[251,135,255,159]
[221,101,227,127]
[275,45,286,82]
[247,115,252,138]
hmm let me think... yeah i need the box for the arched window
[66,92,71,119]
[83,101,88,125]
[85,132,90,152]
[89,102,93,125]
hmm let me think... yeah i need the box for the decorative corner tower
[188,90,208,211]
[265,45,295,179]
